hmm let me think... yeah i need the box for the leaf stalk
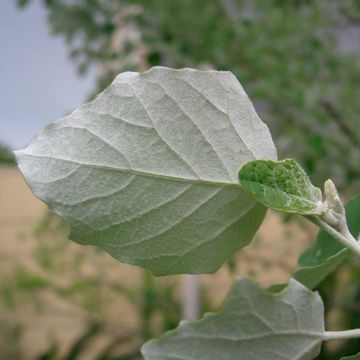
[323,329,360,341]
[307,216,360,259]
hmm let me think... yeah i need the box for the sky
[0,1,95,150]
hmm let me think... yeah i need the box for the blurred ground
[0,166,316,358]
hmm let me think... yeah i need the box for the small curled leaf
[239,159,322,215]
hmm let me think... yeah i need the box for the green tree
[0,143,15,165]
[18,0,360,192]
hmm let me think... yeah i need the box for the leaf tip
[14,149,27,167]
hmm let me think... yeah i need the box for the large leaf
[239,159,322,214]
[142,277,325,360]
[16,67,277,275]
[294,192,360,289]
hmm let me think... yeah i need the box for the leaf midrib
[174,329,323,342]
[18,152,242,190]
[241,177,321,212]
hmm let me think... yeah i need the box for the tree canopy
[18,0,360,193]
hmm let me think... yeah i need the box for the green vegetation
[17,0,360,192]
[11,1,360,358]
[0,143,15,165]
[16,67,360,359]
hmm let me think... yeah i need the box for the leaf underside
[294,192,360,289]
[16,67,277,275]
[141,277,325,360]
[239,159,322,215]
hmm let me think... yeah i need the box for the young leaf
[16,67,277,276]
[142,277,325,360]
[238,159,322,214]
[294,192,360,289]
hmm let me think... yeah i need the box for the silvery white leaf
[16,67,276,275]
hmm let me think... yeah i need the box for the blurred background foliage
[0,143,16,165]
[3,0,359,359]
[0,213,184,359]
[16,0,360,194]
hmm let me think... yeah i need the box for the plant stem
[307,216,360,259]
[323,329,360,341]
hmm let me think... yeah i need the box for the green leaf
[238,159,322,214]
[142,277,325,360]
[294,192,360,289]
[341,354,360,360]
[16,67,277,275]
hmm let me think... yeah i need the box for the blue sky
[0,1,94,150]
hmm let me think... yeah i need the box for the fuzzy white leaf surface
[142,277,325,360]
[16,67,276,275]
